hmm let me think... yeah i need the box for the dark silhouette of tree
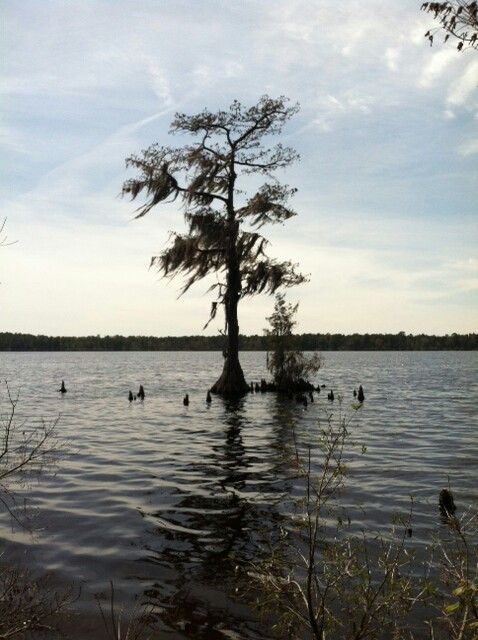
[422,1,478,50]
[122,96,305,395]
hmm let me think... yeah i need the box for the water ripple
[0,351,476,638]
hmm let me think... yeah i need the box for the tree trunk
[210,197,249,396]
[210,354,249,396]
[210,288,249,396]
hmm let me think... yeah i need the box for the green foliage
[265,293,320,389]
[251,413,421,639]
[432,512,478,639]
[249,411,478,640]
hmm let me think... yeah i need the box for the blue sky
[1,0,477,336]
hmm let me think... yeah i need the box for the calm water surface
[0,351,476,639]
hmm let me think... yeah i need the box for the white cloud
[385,47,400,72]
[0,125,28,154]
[192,60,244,87]
[447,59,478,107]
[458,138,478,156]
[312,91,374,131]
[419,49,457,88]
[144,58,174,107]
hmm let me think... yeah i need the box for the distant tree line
[0,331,476,351]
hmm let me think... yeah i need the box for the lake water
[0,351,477,639]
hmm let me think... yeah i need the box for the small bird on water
[183,393,189,406]
[128,391,134,402]
[357,385,365,403]
[138,385,145,400]
[327,390,334,401]
[206,390,212,404]
[58,380,67,393]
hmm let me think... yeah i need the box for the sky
[1,0,477,337]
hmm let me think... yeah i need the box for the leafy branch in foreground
[249,410,421,639]
[429,509,478,639]
[249,409,477,639]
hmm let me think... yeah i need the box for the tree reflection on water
[137,395,300,639]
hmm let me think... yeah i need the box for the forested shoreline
[0,331,476,351]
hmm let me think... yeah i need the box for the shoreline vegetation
[0,331,476,352]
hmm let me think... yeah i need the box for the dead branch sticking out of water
[0,381,61,528]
